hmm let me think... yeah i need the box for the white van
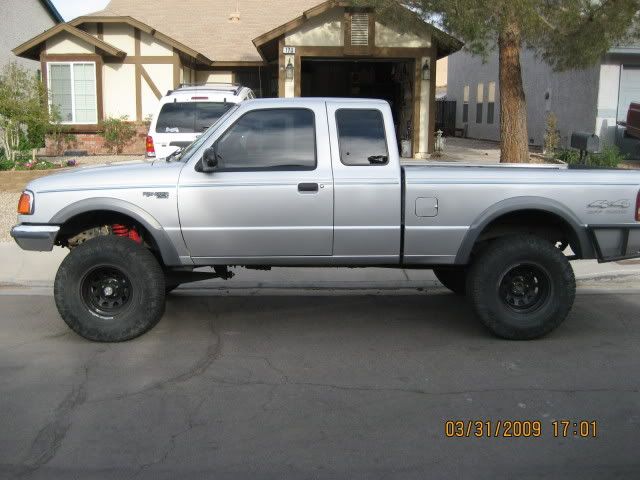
[146,84,255,159]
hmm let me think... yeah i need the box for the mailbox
[571,132,600,153]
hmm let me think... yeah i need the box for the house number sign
[283,46,296,54]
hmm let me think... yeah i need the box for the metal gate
[435,99,457,136]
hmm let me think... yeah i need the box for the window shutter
[350,13,369,46]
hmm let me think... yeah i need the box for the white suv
[146,84,254,159]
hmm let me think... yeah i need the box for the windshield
[156,102,233,133]
[171,104,241,163]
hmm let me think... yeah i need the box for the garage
[617,66,640,122]
[301,58,416,156]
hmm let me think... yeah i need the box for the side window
[336,109,389,166]
[215,108,316,170]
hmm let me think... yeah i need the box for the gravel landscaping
[0,155,145,242]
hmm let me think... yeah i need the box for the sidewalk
[2,242,640,292]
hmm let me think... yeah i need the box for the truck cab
[178,98,401,264]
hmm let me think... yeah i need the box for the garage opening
[301,58,416,157]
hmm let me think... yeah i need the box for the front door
[178,104,334,261]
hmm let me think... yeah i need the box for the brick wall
[43,124,148,156]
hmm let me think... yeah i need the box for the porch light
[422,59,431,81]
[285,58,294,80]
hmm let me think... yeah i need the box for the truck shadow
[163,293,487,341]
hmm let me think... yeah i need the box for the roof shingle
[100,0,323,62]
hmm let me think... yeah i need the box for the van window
[215,108,316,170]
[156,102,233,133]
[336,109,389,166]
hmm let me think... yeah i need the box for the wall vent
[350,13,369,46]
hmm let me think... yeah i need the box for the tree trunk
[498,19,529,163]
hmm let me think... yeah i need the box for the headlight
[17,190,34,215]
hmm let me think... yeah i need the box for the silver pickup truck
[11,98,640,342]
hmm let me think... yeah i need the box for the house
[1,0,62,70]
[12,0,462,157]
[447,43,640,159]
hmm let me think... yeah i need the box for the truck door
[178,104,334,261]
[326,101,402,262]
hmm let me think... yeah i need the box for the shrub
[589,146,628,168]
[0,62,53,167]
[555,146,627,168]
[101,116,136,154]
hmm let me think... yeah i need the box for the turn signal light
[145,135,155,157]
[636,190,640,221]
[17,191,33,215]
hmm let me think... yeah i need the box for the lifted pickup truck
[11,98,640,342]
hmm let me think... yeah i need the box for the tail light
[145,135,155,157]
[636,190,640,221]
[17,191,34,215]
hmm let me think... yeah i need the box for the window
[48,62,97,124]
[462,85,469,123]
[476,83,484,124]
[487,82,496,124]
[156,102,234,133]
[336,109,388,166]
[215,108,316,170]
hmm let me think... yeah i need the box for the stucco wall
[1,0,58,70]
[102,24,135,56]
[286,9,344,47]
[45,32,95,54]
[139,31,173,56]
[103,63,136,120]
[448,48,600,148]
[375,22,430,48]
[196,71,233,84]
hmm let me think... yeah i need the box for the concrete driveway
[1,290,639,479]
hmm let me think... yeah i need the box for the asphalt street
[1,290,639,479]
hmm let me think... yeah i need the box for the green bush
[589,146,628,168]
[0,155,13,171]
[101,116,136,154]
[555,146,627,168]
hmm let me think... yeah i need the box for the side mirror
[201,146,218,173]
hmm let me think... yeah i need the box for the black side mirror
[201,146,218,173]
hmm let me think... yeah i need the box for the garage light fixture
[285,58,294,80]
[422,59,431,81]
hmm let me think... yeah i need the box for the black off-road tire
[433,267,467,295]
[466,235,576,340]
[54,236,166,342]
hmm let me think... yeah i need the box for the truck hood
[25,160,184,194]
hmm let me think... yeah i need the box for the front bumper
[10,225,60,251]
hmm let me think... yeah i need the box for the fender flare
[454,196,595,264]
[49,197,182,266]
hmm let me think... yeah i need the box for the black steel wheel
[81,266,133,317]
[467,235,575,340]
[55,236,166,342]
[498,263,551,313]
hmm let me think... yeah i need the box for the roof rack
[166,83,244,96]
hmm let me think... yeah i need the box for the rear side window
[215,108,316,170]
[156,102,233,133]
[336,109,389,166]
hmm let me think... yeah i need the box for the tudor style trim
[13,23,126,60]
[70,15,214,66]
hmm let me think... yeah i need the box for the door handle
[298,183,319,193]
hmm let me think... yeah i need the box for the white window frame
[47,61,98,125]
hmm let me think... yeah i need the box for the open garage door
[301,58,416,157]
[618,66,640,122]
